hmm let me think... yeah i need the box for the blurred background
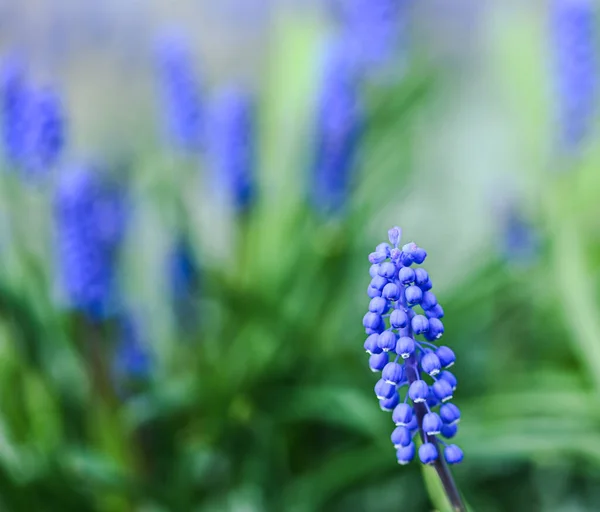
[0,0,599,510]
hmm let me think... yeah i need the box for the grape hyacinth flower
[24,87,65,174]
[0,55,29,164]
[501,207,539,265]
[54,167,126,320]
[551,0,596,152]
[155,32,203,151]
[114,313,151,381]
[206,86,255,212]
[167,233,200,329]
[363,227,465,510]
[335,0,407,74]
[311,38,362,215]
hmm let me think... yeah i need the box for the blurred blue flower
[207,86,256,212]
[155,32,203,151]
[551,0,597,151]
[167,234,200,329]
[0,54,29,164]
[312,39,362,215]
[24,87,66,174]
[502,208,540,265]
[364,227,462,466]
[54,167,126,320]
[114,313,151,379]
[335,0,406,72]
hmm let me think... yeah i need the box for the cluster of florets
[1,55,29,163]
[1,56,65,174]
[24,87,65,173]
[113,312,151,381]
[54,167,126,320]
[551,0,596,150]
[155,32,203,151]
[167,233,200,329]
[207,87,255,212]
[312,37,362,215]
[337,0,404,72]
[363,227,463,466]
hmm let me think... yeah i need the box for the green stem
[399,291,466,511]
[405,353,466,512]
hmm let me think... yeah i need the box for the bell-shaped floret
[396,336,415,359]
[391,426,412,448]
[441,423,458,439]
[377,330,397,352]
[390,309,408,328]
[439,370,457,390]
[411,314,429,335]
[421,291,437,310]
[432,379,453,402]
[405,285,423,304]
[408,379,429,403]
[369,352,388,372]
[375,379,396,400]
[364,333,381,355]
[396,442,415,465]
[444,444,464,464]
[378,261,396,279]
[379,391,399,411]
[382,361,404,385]
[440,403,461,425]
[418,442,438,464]
[392,403,413,426]
[435,346,455,367]
[423,412,443,435]
[421,352,441,376]
[382,282,400,301]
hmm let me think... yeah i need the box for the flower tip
[444,444,464,464]
[396,442,415,465]
[418,442,438,464]
[388,226,402,246]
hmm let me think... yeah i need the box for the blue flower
[551,0,596,151]
[54,167,125,320]
[501,208,539,264]
[392,403,413,426]
[311,38,362,215]
[419,442,438,465]
[440,403,461,425]
[24,87,65,174]
[206,86,256,212]
[391,426,411,448]
[167,234,200,329]
[336,0,407,73]
[1,54,29,164]
[363,228,463,466]
[114,313,151,379]
[396,442,415,465]
[155,32,203,151]
[369,352,388,372]
[443,444,464,465]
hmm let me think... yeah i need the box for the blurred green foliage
[0,4,599,512]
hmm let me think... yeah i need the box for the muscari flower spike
[114,312,151,380]
[335,0,407,74]
[312,37,362,215]
[1,54,29,164]
[155,31,203,151]
[24,86,66,174]
[363,227,463,466]
[207,86,256,212]
[551,0,596,152]
[54,167,126,320]
[167,233,201,330]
